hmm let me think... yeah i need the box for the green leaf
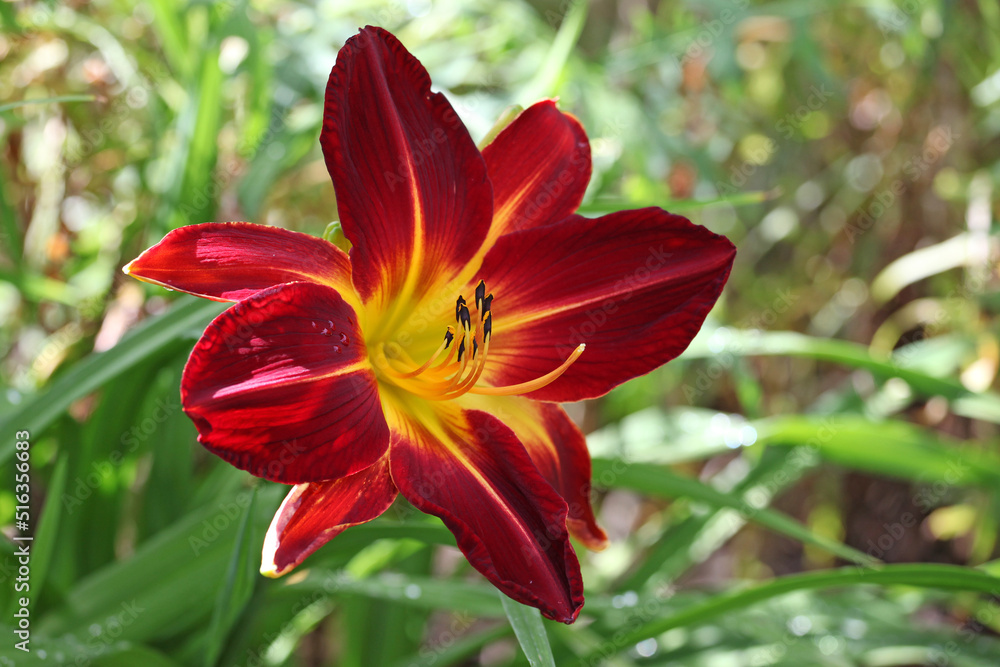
[388,625,512,667]
[28,456,69,611]
[578,189,779,215]
[0,95,97,114]
[516,0,587,105]
[757,415,1000,487]
[204,487,259,667]
[38,485,282,643]
[682,329,1000,416]
[597,564,1000,661]
[501,592,557,667]
[288,570,505,617]
[0,633,184,667]
[591,458,878,567]
[0,296,224,464]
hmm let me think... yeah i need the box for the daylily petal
[262,456,397,577]
[463,395,607,550]
[385,400,584,623]
[182,282,389,483]
[479,208,736,402]
[124,223,355,304]
[322,26,492,309]
[481,100,591,246]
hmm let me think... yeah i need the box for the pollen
[379,280,584,400]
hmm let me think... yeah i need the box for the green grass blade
[591,458,878,567]
[501,592,557,667]
[389,624,512,667]
[757,415,1000,487]
[0,95,97,113]
[516,0,587,105]
[605,564,1000,656]
[578,189,778,215]
[28,456,68,611]
[288,570,505,617]
[683,329,999,404]
[204,487,259,667]
[0,296,224,462]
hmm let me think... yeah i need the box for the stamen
[378,284,583,401]
[469,344,585,396]
[393,326,455,379]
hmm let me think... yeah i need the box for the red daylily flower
[125,26,735,623]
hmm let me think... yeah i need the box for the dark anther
[483,312,492,339]
[472,339,479,359]
[455,295,466,321]
[481,294,494,320]
[457,337,466,362]
[458,305,471,330]
[475,280,486,311]
[443,329,454,348]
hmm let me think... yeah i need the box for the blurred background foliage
[2,0,1000,665]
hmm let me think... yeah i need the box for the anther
[458,304,471,330]
[482,293,493,320]
[455,295,466,321]
[457,337,467,362]
[475,280,486,311]
[472,339,479,359]
[443,328,454,348]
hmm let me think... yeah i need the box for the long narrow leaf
[593,564,1000,662]
[0,296,224,462]
[501,593,557,667]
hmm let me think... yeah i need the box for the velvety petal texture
[479,208,736,401]
[262,456,397,577]
[321,27,492,307]
[385,401,584,623]
[182,282,389,483]
[481,100,591,245]
[125,223,355,304]
[463,395,607,550]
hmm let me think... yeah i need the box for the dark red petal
[182,282,389,483]
[262,456,397,577]
[481,100,591,244]
[322,26,492,305]
[386,402,584,623]
[125,223,356,304]
[480,208,736,401]
[464,397,607,550]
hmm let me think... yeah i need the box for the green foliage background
[2,0,1000,665]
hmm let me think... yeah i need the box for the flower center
[378,280,585,400]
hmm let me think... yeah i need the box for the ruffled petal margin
[385,401,584,623]
[182,282,389,484]
[479,208,736,401]
[262,455,398,577]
